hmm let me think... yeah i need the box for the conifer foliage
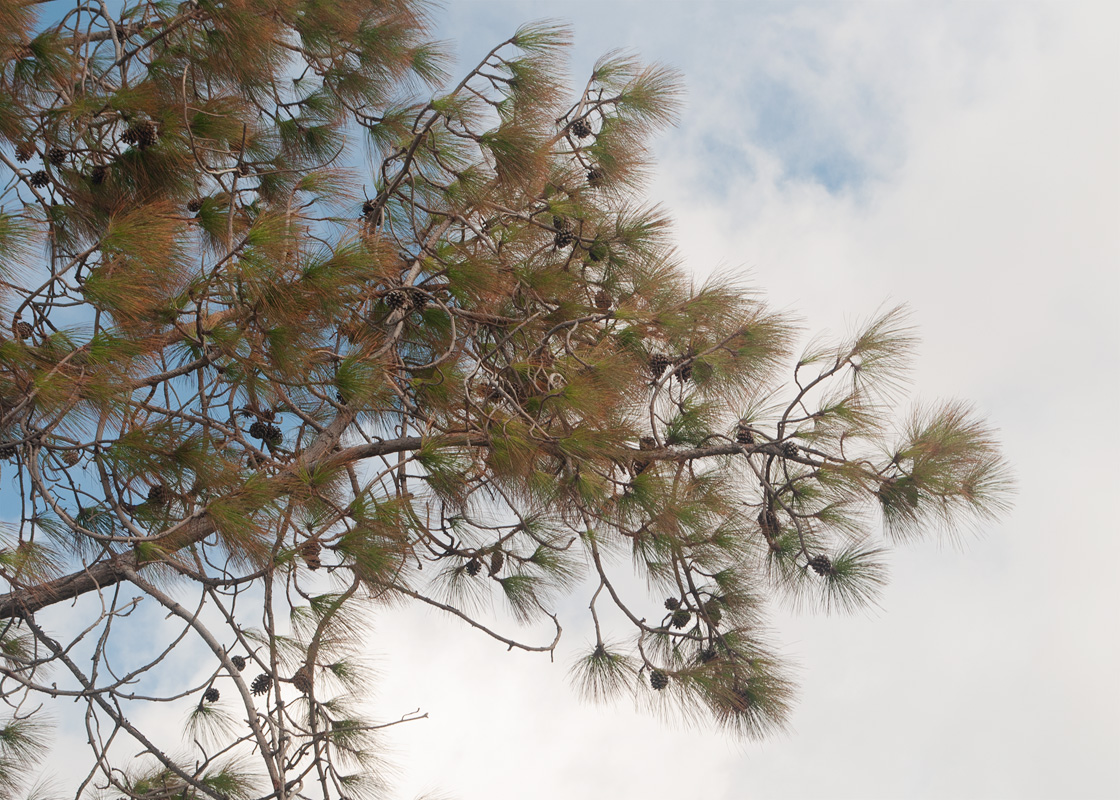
[0,0,1011,796]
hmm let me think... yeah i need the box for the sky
[362,2,1120,799]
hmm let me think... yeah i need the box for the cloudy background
[365,2,1120,799]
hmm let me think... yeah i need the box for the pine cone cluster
[649,669,669,690]
[649,353,672,379]
[301,539,322,570]
[203,687,220,703]
[808,554,835,577]
[250,673,272,696]
[15,142,34,163]
[230,655,247,672]
[249,421,282,445]
[147,484,170,506]
[122,119,157,149]
[570,118,592,139]
[29,170,49,188]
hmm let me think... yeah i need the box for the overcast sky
[367,2,1120,799]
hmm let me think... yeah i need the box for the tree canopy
[0,0,1011,796]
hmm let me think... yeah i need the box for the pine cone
[123,120,157,149]
[14,321,33,339]
[300,539,322,570]
[649,669,669,690]
[230,655,247,672]
[90,165,107,185]
[0,444,17,460]
[187,197,203,213]
[649,353,672,379]
[15,142,34,163]
[781,441,799,457]
[703,601,722,626]
[264,424,282,447]
[570,118,592,139]
[291,664,312,695]
[47,147,66,166]
[361,199,376,218]
[465,557,481,577]
[408,289,428,311]
[29,170,49,188]
[250,673,272,696]
[735,423,754,445]
[203,687,220,703]
[488,551,504,576]
[62,450,81,466]
[384,290,408,311]
[758,507,780,538]
[237,162,252,177]
[671,609,691,629]
[586,167,604,187]
[808,554,835,577]
[552,215,570,231]
[554,229,575,248]
[249,420,268,439]
[698,648,718,663]
[147,484,170,506]
[664,597,680,611]
[594,289,612,311]
[675,359,693,382]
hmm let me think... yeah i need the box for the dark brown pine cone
[649,354,672,379]
[250,673,272,696]
[808,554,835,577]
[147,484,170,506]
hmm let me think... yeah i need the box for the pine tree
[0,1,1012,796]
